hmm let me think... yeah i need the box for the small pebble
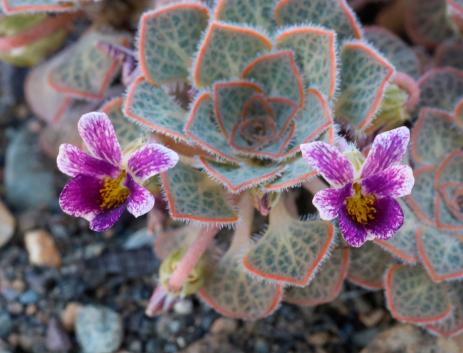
[61,302,81,331]
[0,201,15,248]
[46,317,71,352]
[210,318,238,334]
[174,299,193,315]
[0,311,12,338]
[75,305,123,353]
[24,230,61,268]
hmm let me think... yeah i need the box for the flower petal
[89,205,126,232]
[362,165,414,198]
[361,127,410,178]
[338,206,368,247]
[300,142,354,187]
[78,112,122,166]
[128,143,179,181]
[313,184,352,221]
[57,144,119,178]
[59,175,102,220]
[126,175,155,218]
[365,197,404,241]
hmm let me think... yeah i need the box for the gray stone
[76,305,123,353]
[0,311,12,338]
[5,130,56,210]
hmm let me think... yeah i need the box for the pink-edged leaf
[404,165,436,227]
[455,99,463,128]
[284,248,349,306]
[276,26,337,99]
[199,252,283,320]
[418,68,463,112]
[405,0,457,48]
[138,3,209,84]
[411,108,462,166]
[241,50,304,107]
[192,22,272,87]
[25,58,72,124]
[99,97,149,149]
[48,30,127,100]
[274,0,362,41]
[199,157,285,194]
[375,201,419,264]
[348,242,393,290]
[160,162,238,225]
[123,77,189,143]
[434,150,463,231]
[185,93,240,163]
[385,264,452,324]
[336,41,395,130]
[435,39,463,70]
[214,0,276,32]
[364,26,421,80]
[417,226,463,283]
[1,0,76,13]
[426,282,463,338]
[243,199,335,287]
[213,80,264,138]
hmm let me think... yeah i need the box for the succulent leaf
[417,226,463,283]
[284,248,349,306]
[276,26,337,99]
[336,41,395,130]
[263,156,316,192]
[274,0,362,41]
[48,30,127,100]
[193,22,272,87]
[411,108,462,166]
[385,264,452,324]
[435,40,463,70]
[364,26,421,80]
[160,162,238,224]
[200,157,285,194]
[405,0,457,48]
[199,253,283,320]
[138,3,210,84]
[418,68,463,112]
[1,0,76,13]
[348,242,393,290]
[124,77,189,143]
[185,93,240,163]
[242,198,335,286]
[434,150,463,231]
[214,0,276,32]
[241,50,304,107]
[427,282,463,338]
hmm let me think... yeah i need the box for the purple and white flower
[300,127,414,247]
[57,112,179,232]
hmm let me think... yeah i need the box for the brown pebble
[306,332,330,346]
[0,201,15,248]
[8,302,23,315]
[24,230,61,268]
[360,309,385,327]
[61,302,82,331]
[11,279,25,293]
[210,318,238,334]
[25,304,37,316]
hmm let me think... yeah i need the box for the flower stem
[168,225,218,292]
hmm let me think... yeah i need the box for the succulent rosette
[57,112,179,231]
[301,127,414,247]
[123,0,397,226]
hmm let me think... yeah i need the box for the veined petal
[365,197,404,241]
[57,144,119,178]
[361,127,410,178]
[301,142,354,187]
[128,143,179,181]
[338,206,368,247]
[89,205,126,232]
[362,165,414,198]
[313,184,352,221]
[59,175,102,220]
[78,112,122,167]
[126,176,155,218]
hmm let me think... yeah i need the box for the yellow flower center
[345,183,376,224]
[99,170,129,210]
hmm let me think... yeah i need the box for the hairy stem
[229,192,255,254]
[168,225,218,292]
